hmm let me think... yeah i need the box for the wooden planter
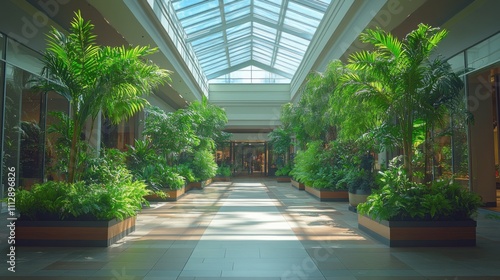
[291,179,305,190]
[358,214,477,247]
[16,216,136,247]
[186,179,213,190]
[276,176,291,183]
[144,186,186,201]
[305,185,348,202]
[213,176,231,182]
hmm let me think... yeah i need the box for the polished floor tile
[1,178,499,279]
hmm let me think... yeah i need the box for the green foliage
[176,163,197,183]
[344,24,464,179]
[357,161,482,221]
[133,162,185,191]
[82,148,128,185]
[186,96,229,150]
[32,11,170,183]
[143,106,199,161]
[191,149,218,181]
[341,169,375,194]
[216,164,232,177]
[269,127,292,157]
[275,163,292,177]
[46,111,90,181]
[126,139,157,171]
[291,141,323,187]
[16,177,149,221]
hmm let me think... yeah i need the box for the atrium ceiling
[170,0,331,83]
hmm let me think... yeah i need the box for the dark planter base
[305,186,348,202]
[291,179,305,190]
[16,216,136,247]
[348,205,358,213]
[358,214,477,247]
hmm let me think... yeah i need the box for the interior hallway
[1,178,500,279]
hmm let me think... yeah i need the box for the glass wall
[3,38,44,189]
[1,35,69,190]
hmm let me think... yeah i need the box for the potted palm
[16,11,170,247]
[357,158,481,247]
[346,24,478,247]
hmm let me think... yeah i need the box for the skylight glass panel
[193,37,225,53]
[253,3,280,23]
[199,51,226,64]
[181,9,220,28]
[229,45,251,59]
[288,1,324,21]
[203,59,227,71]
[253,22,277,42]
[169,0,333,83]
[191,32,223,48]
[224,0,251,6]
[171,0,208,12]
[224,0,251,13]
[253,53,272,65]
[280,32,309,51]
[274,59,297,73]
[225,8,250,21]
[227,23,251,40]
[284,18,317,34]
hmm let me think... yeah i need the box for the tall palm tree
[34,11,171,183]
[345,24,463,180]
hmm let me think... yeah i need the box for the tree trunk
[67,118,81,184]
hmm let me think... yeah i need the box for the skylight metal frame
[170,0,331,83]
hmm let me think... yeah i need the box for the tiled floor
[1,178,500,279]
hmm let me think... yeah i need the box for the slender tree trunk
[402,116,413,181]
[68,117,81,184]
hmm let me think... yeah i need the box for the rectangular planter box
[291,179,305,190]
[358,214,477,247]
[213,176,231,182]
[145,186,186,201]
[305,185,348,202]
[16,216,136,247]
[187,179,213,190]
[276,176,291,183]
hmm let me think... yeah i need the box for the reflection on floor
[0,178,499,279]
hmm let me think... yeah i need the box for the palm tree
[34,11,171,183]
[345,24,463,180]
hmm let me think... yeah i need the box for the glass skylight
[170,0,332,83]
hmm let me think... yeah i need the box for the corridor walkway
[1,178,500,279]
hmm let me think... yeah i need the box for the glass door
[232,142,267,177]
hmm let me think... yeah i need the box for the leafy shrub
[275,163,292,177]
[191,149,218,181]
[291,141,323,187]
[176,163,197,183]
[340,169,375,193]
[134,162,185,191]
[216,164,232,177]
[16,179,149,221]
[357,164,482,221]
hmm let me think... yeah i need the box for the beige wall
[468,69,497,205]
